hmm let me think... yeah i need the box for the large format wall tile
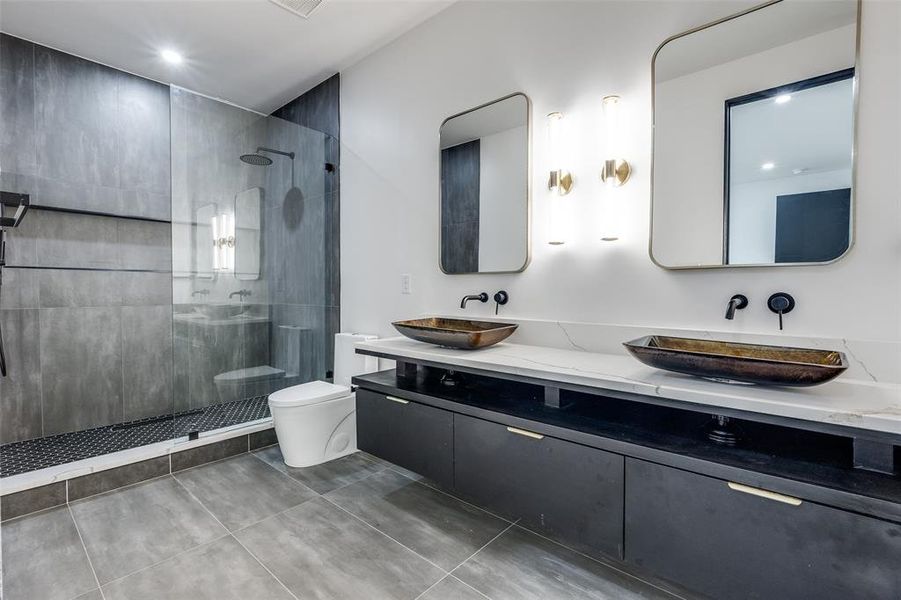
[40,307,123,435]
[122,305,174,420]
[34,44,120,189]
[0,268,38,309]
[116,72,171,218]
[2,36,173,220]
[4,211,172,271]
[0,34,36,181]
[0,309,42,443]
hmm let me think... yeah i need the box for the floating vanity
[353,336,901,600]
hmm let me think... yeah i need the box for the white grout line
[320,495,452,576]
[505,523,689,600]
[170,472,301,600]
[66,504,107,600]
[446,520,517,575]
[93,533,232,590]
[412,573,451,600]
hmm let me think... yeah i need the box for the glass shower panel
[169,87,331,429]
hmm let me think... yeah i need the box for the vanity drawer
[624,458,901,600]
[453,413,624,559]
[355,389,453,487]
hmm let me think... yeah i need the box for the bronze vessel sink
[623,335,848,386]
[392,318,518,350]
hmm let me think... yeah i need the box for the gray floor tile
[174,453,316,531]
[454,526,677,600]
[69,476,226,584]
[421,576,489,600]
[0,507,97,600]
[327,469,509,571]
[101,536,293,600]
[235,497,445,600]
[253,445,385,494]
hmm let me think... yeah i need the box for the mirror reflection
[439,93,530,274]
[651,0,858,268]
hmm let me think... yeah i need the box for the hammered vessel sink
[393,318,518,350]
[623,335,848,386]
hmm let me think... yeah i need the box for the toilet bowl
[268,333,377,468]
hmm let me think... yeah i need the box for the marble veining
[356,336,901,437]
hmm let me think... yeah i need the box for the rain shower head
[240,153,273,166]
[240,146,295,166]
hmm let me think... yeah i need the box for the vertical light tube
[223,213,235,272]
[600,95,621,242]
[211,214,221,271]
[547,112,569,245]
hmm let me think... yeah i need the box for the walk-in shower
[0,44,338,483]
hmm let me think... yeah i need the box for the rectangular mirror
[651,0,858,269]
[194,203,217,279]
[439,93,530,274]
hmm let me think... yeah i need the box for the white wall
[340,0,900,343]
[478,125,528,272]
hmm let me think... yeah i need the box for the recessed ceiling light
[160,49,183,65]
[761,162,776,171]
[774,94,792,104]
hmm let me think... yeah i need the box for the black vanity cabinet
[356,389,454,487]
[625,458,901,600]
[454,414,625,559]
[353,366,901,600]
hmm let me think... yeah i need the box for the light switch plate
[401,273,412,295]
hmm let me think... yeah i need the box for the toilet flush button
[401,274,412,295]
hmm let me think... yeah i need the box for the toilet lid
[268,380,351,408]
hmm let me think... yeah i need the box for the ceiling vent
[268,0,326,19]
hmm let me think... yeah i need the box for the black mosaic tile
[0,396,270,478]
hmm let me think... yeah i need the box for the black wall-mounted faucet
[460,292,488,309]
[767,292,795,330]
[493,291,509,315]
[725,294,748,320]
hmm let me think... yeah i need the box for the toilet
[268,333,378,468]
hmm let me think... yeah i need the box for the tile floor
[1,446,686,600]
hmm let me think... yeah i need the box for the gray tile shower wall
[270,74,341,376]
[0,33,174,443]
[0,33,171,220]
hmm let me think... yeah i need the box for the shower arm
[257,147,295,160]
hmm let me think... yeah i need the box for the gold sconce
[546,112,574,195]
[599,95,631,187]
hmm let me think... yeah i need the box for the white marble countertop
[356,337,901,437]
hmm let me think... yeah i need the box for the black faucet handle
[767,292,795,331]
[725,294,748,320]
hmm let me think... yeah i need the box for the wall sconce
[599,95,631,187]
[211,213,235,272]
[546,112,574,195]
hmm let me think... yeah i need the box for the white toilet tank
[268,333,378,468]
[333,333,379,386]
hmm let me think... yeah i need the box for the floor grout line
[506,523,689,600]
[169,475,301,600]
[412,573,451,600]
[320,495,452,576]
[92,533,232,590]
[66,504,106,600]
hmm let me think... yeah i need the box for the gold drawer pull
[727,482,802,506]
[506,426,544,440]
[385,395,409,405]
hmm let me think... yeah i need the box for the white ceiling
[0,0,454,114]
[730,76,854,184]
